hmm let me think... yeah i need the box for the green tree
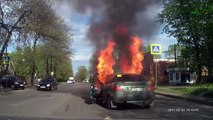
[0,0,32,62]
[158,0,213,83]
[1,0,73,84]
[164,44,182,59]
[11,44,73,83]
[75,66,89,82]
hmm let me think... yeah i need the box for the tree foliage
[11,44,73,82]
[158,0,213,83]
[0,0,74,84]
[74,66,89,82]
[164,44,182,59]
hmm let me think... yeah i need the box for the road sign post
[3,53,10,74]
[150,44,162,88]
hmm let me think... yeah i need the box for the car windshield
[0,0,212,120]
[40,79,53,83]
[11,76,19,81]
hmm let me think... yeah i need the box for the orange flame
[120,36,144,74]
[97,40,116,84]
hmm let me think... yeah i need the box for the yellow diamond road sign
[150,44,162,55]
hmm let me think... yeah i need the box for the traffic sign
[3,53,10,65]
[50,72,54,76]
[150,44,162,55]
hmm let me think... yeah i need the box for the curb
[156,92,213,106]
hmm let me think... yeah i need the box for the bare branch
[0,1,4,23]
[0,22,9,32]
[10,10,32,33]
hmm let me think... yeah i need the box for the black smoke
[66,0,161,71]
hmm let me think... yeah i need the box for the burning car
[90,73,155,109]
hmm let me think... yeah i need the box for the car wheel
[0,84,4,90]
[37,88,40,91]
[143,101,154,109]
[22,87,25,90]
[50,86,54,91]
[55,86,57,90]
[90,96,95,104]
[107,96,117,110]
[11,85,16,90]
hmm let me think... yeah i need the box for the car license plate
[132,88,143,91]
[20,84,24,86]
[40,86,45,88]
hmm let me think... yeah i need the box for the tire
[107,96,117,110]
[90,96,95,104]
[143,101,154,109]
[11,85,16,90]
[50,86,53,91]
[55,86,57,90]
[22,87,25,90]
[0,84,4,90]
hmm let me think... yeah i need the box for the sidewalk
[156,91,213,106]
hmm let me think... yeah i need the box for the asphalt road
[0,83,212,120]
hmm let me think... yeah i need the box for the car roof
[110,73,144,78]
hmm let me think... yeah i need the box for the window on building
[176,73,179,80]
[170,73,173,81]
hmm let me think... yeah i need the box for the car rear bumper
[15,84,25,89]
[112,91,155,104]
[37,86,51,90]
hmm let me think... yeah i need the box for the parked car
[90,73,155,109]
[67,79,75,84]
[37,78,58,91]
[0,75,25,90]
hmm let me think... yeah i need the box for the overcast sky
[53,1,177,74]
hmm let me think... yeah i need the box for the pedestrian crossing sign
[150,44,161,55]
[3,53,10,65]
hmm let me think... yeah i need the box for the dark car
[90,73,155,109]
[0,75,25,90]
[37,78,58,91]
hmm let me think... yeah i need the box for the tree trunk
[31,62,36,86]
[50,55,53,72]
[30,37,38,86]
[207,65,213,83]
[46,58,49,76]
[54,64,56,77]
[193,33,202,84]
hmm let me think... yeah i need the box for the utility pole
[155,60,158,87]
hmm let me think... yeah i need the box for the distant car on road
[67,79,75,84]
[90,73,155,109]
[37,78,58,91]
[0,75,25,90]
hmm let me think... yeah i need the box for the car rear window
[41,79,53,82]
[116,74,145,81]
[11,76,18,81]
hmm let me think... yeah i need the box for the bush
[189,88,209,95]
[203,89,213,98]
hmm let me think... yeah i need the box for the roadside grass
[156,83,213,98]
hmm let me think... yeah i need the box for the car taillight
[113,85,124,92]
[94,85,98,90]
[147,85,155,91]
